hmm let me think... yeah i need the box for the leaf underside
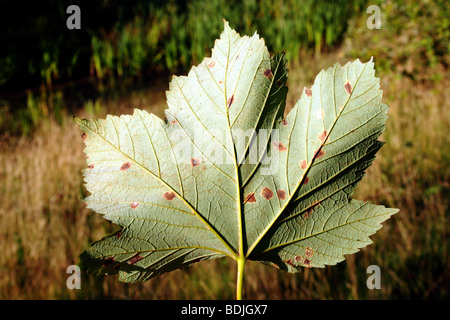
[77,21,398,282]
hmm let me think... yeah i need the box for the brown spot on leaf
[120,162,131,171]
[261,187,274,200]
[276,80,283,87]
[227,94,234,109]
[208,60,215,68]
[163,191,176,201]
[314,149,325,159]
[303,258,312,268]
[295,255,303,262]
[103,257,115,267]
[273,141,287,151]
[304,201,320,219]
[88,163,95,169]
[305,247,314,258]
[263,68,273,79]
[285,259,295,267]
[219,80,223,84]
[319,130,328,143]
[311,200,321,207]
[300,160,307,170]
[281,118,288,126]
[244,192,256,204]
[277,189,286,200]
[129,254,143,265]
[130,202,139,209]
[115,231,122,239]
[81,132,87,141]
[344,80,353,94]
[191,158,201,167]
[304,87,312,97]
[303,177,309,185]
[170,119,178,125]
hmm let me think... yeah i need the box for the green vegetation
[0,0,366,91]
[0,0,448,299]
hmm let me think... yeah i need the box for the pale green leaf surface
[77,21,397,281]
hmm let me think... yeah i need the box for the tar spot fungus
[303,210,312,219]
[285,259,295,267]
[304,87,312,97]
[305,247,314,258]
[300,160,307,170]
[263,68,273,79]
[305,201,321,219]
[163,191,176,201]
[191,158,201,167]
[277,189,286,200]
[120,162,131,171]
[261,187,274,200]
[227,94,235,109]
[319,130,328,143]
[244,192,256,204]
[344,80,353,94]
[208,60,215,68]
[129,254,144,265]
[130,202,139,209]
[303,258,312,268]
[273,141,287,151]
[103,257,115,267]
[314,149,326,159]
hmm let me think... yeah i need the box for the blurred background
[0,0,448,299]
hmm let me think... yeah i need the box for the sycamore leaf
[76,21,398,285]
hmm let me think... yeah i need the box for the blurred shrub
[90,0,367,78]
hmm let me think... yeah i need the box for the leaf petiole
[236,256,246,300]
